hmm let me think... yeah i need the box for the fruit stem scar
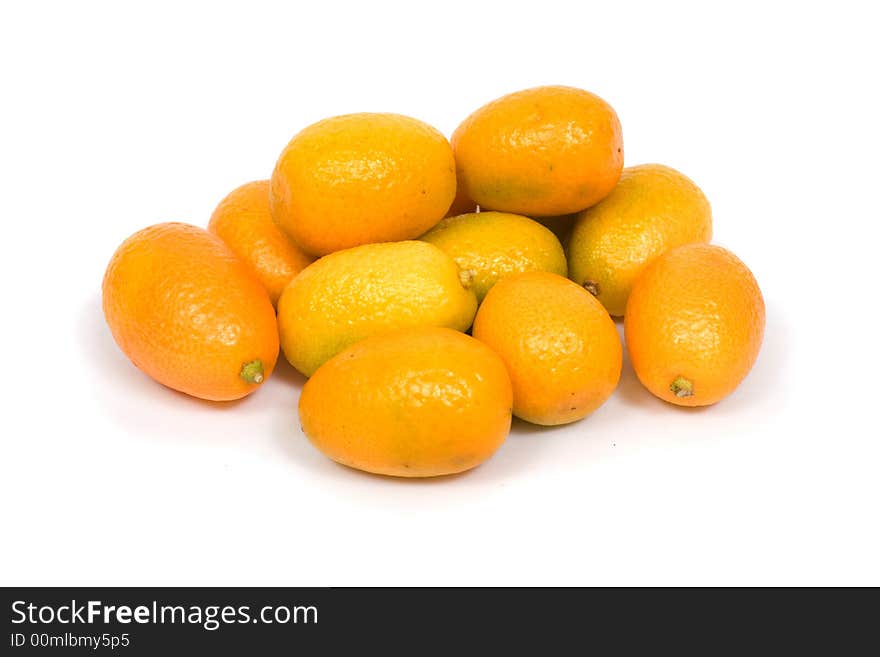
[670,376,694,398]
[583,280,600,297]
[458,268,476,289]
[240,359,264,384]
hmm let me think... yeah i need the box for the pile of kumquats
[102,85,765,478]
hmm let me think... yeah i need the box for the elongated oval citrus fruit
[102,222,279,401]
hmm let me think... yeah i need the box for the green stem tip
[670,376,694,398]
[240,359,264,385]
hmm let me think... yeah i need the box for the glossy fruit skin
[208,180,314,306]
[421,211,567,302]
[270,113,456,256]
[567,164,712,317]
[452,85,623,216]
[473,271,622,425]
[277,241,477,377]
[300,327,513,478]
[624,243,765,407]
[102,222,279,401]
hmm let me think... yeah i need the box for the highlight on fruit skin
[270,112,456,256]
[452,85,623,217]
[420,210,567,302]
[276,241,478,377]
[473,270,622,426]
[567,163,713,317]
[208,180,314,306]
[101,222,279,401]
[299,327,513,478]
[624,243,765,407]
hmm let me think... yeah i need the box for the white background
[1,1,878,586]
